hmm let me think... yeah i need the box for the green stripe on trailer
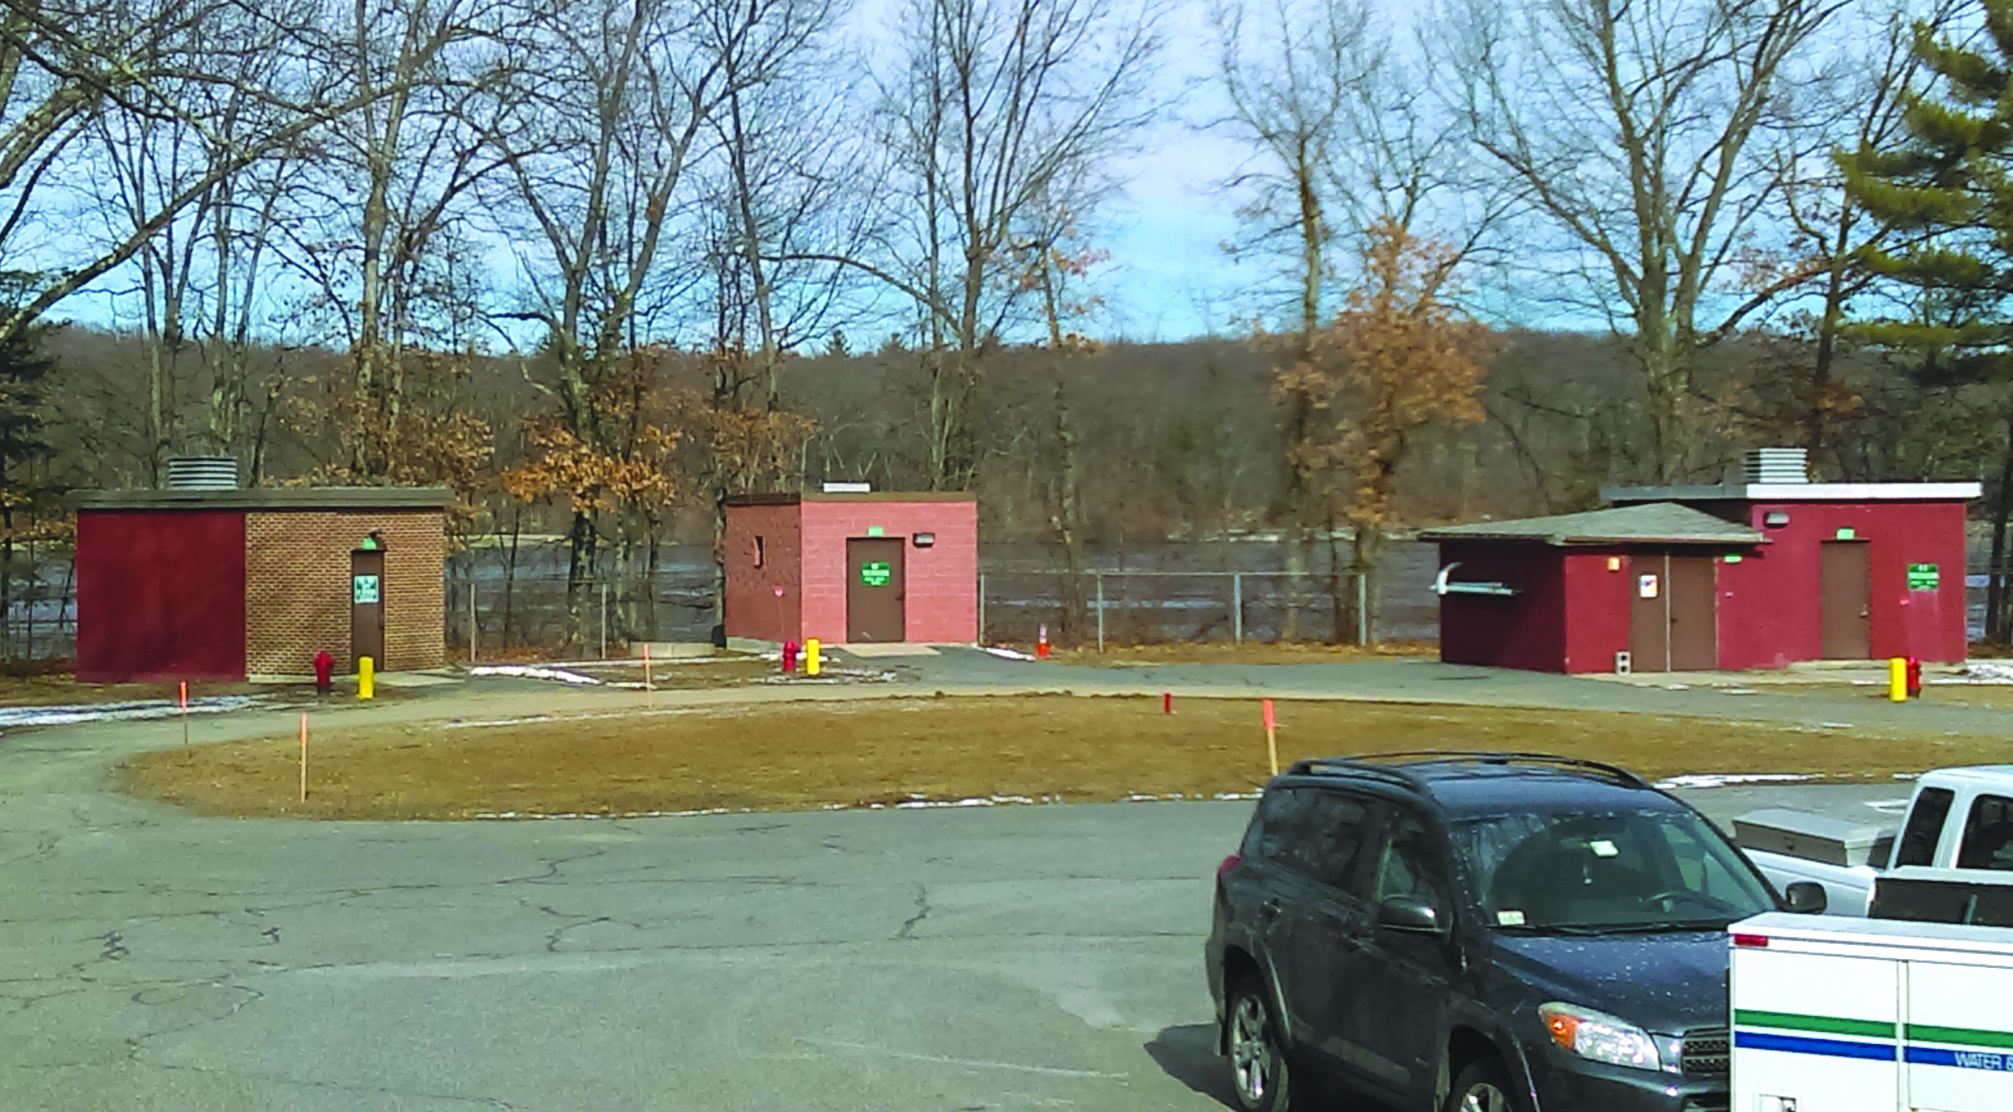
[1735,1009,1896,1040]
[1907,1023,2013,1050]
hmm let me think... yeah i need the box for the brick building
[723,491,977,645]
[73,485,449,682]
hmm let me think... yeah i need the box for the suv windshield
[1453,806,1774,932]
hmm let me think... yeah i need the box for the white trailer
[1730,911,2013,1112]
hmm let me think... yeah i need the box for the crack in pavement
[896,885,930,941]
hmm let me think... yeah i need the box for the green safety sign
[352,574,381,604]
[1907,563,1940,591]
[859,561,892,587]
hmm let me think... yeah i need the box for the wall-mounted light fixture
[1763,511,1790,527]
[912,532,936,547]
[1606,556,1623,572]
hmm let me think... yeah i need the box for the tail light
[1218,854,1242,877]
[1732,933,1768,948]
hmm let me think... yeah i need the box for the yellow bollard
[805,638,821,677]
[1888,656,1907,703]
[358,656,375,701]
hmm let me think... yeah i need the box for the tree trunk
[1988,411,2013,645]
[563,508,595,651]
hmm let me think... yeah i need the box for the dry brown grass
[0,674,275,707]
[119,694,2007,821]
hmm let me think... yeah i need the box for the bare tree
[1458,0,1846,481]
[801,0,1161,491]
[492,0,825,646]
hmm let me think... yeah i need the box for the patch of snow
[1933,661,2013,684]
[468,665,601,685]
[1653,772,1821,790]
[982,646,1038,661]
[0,696,261,731]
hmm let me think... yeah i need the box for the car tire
[1224,976,1311,1112]
[1443,1055,1521,1112]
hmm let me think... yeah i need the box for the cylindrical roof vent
[1743,447,1808,485]
[165,456,240,490]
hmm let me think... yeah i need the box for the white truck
[1736,766,2013,924]
[1730,911,2013,1112]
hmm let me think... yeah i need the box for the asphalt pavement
[0,655,1988,1111]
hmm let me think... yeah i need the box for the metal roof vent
[1743,447,1808,485]
[164,456,240,490]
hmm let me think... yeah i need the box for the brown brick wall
[244,510,445,675]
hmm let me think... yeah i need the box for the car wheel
[1444,1055,1520,1112]
[1225,976,1309,1111]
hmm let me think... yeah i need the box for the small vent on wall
[1743,447,1808,485]
[164,456,239,490]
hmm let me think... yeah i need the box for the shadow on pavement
[1146,1024,1239,1108]
[1146,1023,1405,1112]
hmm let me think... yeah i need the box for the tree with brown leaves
[1291,218,1496,638]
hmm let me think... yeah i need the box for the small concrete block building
[724,491,977,645]
[73,484,450,682]
[1421,450,1980,673]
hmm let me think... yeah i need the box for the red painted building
[724,491,977,645]
[74,485,450,682]
[1420,453,1978,673]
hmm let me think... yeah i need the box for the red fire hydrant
[313,650,334,695]
[782,640,799,674]
[1907,656,1923,699]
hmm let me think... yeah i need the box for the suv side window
[1288,791,1373,893]
[1958,794,2013,871]
[1248,787,1308,862]
[1369,808,1449,912]
[1896,787,1957,867]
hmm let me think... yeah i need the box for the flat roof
[726,491,975,506]
[1417,502,1764,546]
[1603,481,1981,503]
[72,487,452,511]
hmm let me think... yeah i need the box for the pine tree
[1840,1,2013,642]
[0,282,56,660]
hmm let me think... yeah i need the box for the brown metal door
[1628,556,1669,672]
[845,537,905,642]
[1820,541,1872,659]
[350,550,386,671]
[1667,555,1717,671]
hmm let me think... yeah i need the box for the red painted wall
[802,500,977,643]
[1563,550,1634,673]
[723,503,802,643]
[1716,500,1968,668]
[1435,542,1567,671]
[76,511,248,682]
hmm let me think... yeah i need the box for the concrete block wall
[244,510,445,675]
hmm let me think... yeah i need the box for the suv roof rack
[1286,751,1651,790]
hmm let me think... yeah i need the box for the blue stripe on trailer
[1735,1031,1896,1061]
[1906,1045,2013,1072]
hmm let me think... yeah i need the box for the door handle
[1260,897,1283,920]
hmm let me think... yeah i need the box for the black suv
[1205,752,1826,1112]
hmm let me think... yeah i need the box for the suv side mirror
[1784,881,1828,915]
[1377,895,1445,934]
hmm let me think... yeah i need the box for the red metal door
[1820,541,1872,659]
[845,538,905,642]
